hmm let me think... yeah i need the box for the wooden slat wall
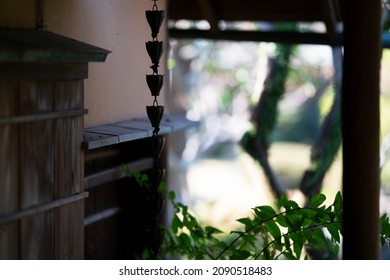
[0,28,107,259]
[54,80,84,259]
[0,81,20,259]
[19,81,55,259]
[1,73,186,259]
[0,78,86,259]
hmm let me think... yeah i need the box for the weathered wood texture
[0,29,108,260]
[0,78,85,259]
[54,81,84,259]
[84,114,197,150]
[19,81,55,259]
[0,81,20,259]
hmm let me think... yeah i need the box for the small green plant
[161,191,342,259]
[160,191,390,260]
[125,170,390,259]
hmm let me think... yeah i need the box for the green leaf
[333,191,343,214]
[381,236,386,247]
[311,228,328,249]
[205,226,223,235]
[293,241,302,259]
[303,228,315,243]
[178,233,192,248]
[288,200,299,209]
[284,235,291,248]
[289,232,304,249]
[168,191,176,201]
[285,212,301,230]
[230,249,251,260]
[310,193,326,208]
[256,205,277,219]
[280,194,290,210]
[159,182,167,192]
[325,224,341,243]
[330,244,339,256]
[172,214,182,233]
[190,228,203,242]
[237,218,253,229]
[240,233,257,247]
[186,215,198,228]
[276,215,290,227]
[215,241,228,249]
[264,220,281,241]
[177,203,188,216]
[300,208,317,219]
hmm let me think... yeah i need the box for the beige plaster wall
[1,0,168,128]
[45,0,167,127]
[0,0,36,28]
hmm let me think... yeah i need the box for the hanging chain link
[144,0,165,258]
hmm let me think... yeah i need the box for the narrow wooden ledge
[83,114,198,150]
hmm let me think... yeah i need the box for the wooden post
[342,1,382,259]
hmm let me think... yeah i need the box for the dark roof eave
[0,28,111,63]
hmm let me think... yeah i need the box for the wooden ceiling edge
[319,0,338,38]
[196,0,219,33]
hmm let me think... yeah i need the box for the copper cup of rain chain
[153,227,165,254]
[146,227,165,255]
[147,168,166,192]
[151,192,165,219]
[146,10,165,38]
[145,192,165,219]
[146,105,164,128]
[150,135,165,158]
[146,74,164,96]
[146,41,164,65]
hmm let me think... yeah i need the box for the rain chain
[145,0,165,258]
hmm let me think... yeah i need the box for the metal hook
[152,0,159,11]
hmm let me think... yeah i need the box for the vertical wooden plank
[0,81,20,259]
[54,80,84,259]
[19,80,55,259]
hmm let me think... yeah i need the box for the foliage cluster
[160,190,390,260]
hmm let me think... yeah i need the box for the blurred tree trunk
[241,44,295,199]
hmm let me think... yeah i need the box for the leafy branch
[126,170,390,260]
[158,191,390,260]
[214,192,342,260]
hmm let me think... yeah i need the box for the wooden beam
[169,28,343,45]
[319,0,338,39]
[0,109,87,125]
[0,192,89,225]
[342,0,382,259]
[196,0,219,32]
[84,206,121,226]
[84,158,154,190]
[170,28,390,48]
